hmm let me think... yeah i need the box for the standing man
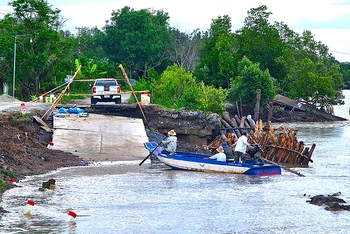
[162,129,177,154]
[234,131,250,163]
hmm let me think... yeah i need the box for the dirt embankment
[0,112,86,199]
[0,95,86,206]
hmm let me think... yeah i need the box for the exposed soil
[0,112,86,200]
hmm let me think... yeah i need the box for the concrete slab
[52,114,149,162]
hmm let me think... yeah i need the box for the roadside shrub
[154,64,197,109]
[152,64,228,114]
[228,56,276,107]
[0,178,5,189]
[11,113,32,121]
[1,169,17,179]
[198,84,227,114]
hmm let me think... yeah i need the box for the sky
[1,0,350,62]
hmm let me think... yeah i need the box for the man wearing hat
[162,129,177,154]
[204,146,226,162]
[234,131,250,163]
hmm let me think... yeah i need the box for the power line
[329,50,350,56]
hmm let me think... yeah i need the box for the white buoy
[23,200,35,215]
[68,211,77,222]
[47,141,54,150]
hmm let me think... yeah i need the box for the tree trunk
[253,89,261,122]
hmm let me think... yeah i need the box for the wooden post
[235,101,240,118]
[240,97,243,117]
[267,102,273,130]
[119,64,150,129]
[253,89,261,122]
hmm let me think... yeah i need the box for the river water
[1,91,350,234]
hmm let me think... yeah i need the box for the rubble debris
[306,192,350,211]
[209,111,315,166]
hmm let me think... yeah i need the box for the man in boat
[234,131,250,163]
[204,146,226,162]
[161,129,177,154]
[222,142,235,162]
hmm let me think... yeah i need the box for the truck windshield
[95,80,117,86]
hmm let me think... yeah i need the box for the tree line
[0,0,349,114]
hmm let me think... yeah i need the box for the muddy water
[1,91,350,234]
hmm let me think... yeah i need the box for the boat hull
[144,142,281,176]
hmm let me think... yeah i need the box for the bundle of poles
[209,111,315,166]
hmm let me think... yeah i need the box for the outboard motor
[247,144,264,164]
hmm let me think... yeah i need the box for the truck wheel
[115,98,121,104]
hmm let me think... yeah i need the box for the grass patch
[1,169,17,179]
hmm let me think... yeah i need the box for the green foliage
[73,27,105,59]
[228,57,276,107]
[154,64,196,108]
[1,169,17,179]
[75,57,108,79]
[235,5,285,81]
[181,86,203,110]
[199,83,227,114]
[340,62,350,88]
[154,64,227,113]
[283,58,344,110]
[0,2,345,113]
[102,6,171,79]
[12,112,31,121]
[0,178,5,189]
[131,67,161,102]
[134,78,149,92]
[194,15,235,88]
[0,0,74,100]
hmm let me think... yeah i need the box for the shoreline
[0,95,348,215]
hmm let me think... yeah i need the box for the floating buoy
[68,211,77,220]
[47,141,54,150]
[9,178,17,183]
[24,200,35,215]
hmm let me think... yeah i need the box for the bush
[0,178,5,189]
[1,169,17,179]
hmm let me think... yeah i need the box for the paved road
[1,94,150,162]
[52,113,149,162]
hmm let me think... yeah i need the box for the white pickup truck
[91,78,121,104]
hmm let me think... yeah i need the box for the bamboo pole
[38,82,67,99]
[266,145,313,162]
[41,65,81,120]
[119,64,149,129]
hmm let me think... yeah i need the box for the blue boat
[144,142,281,176]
